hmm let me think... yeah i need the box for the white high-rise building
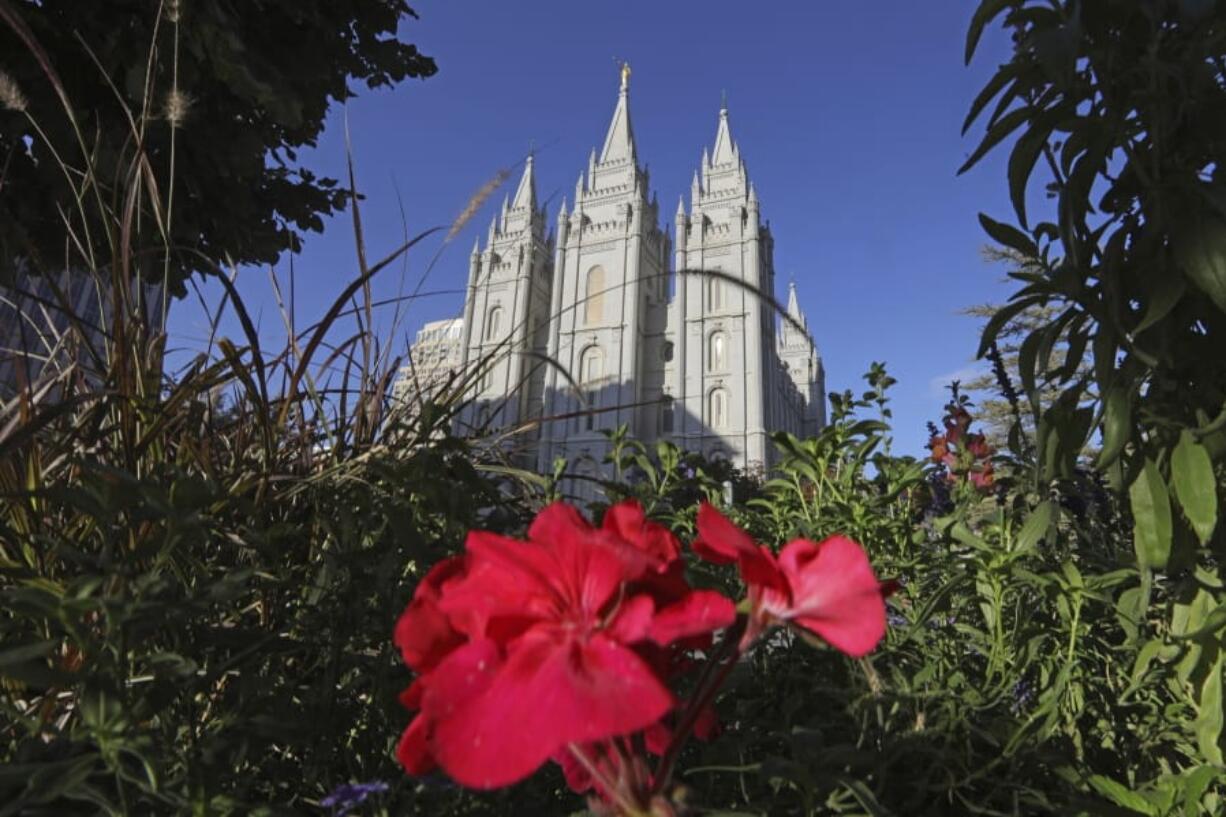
[392,317,465,407]
[414,70,825,475]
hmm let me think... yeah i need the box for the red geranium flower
[692,503,887,656]
[394,501,735,790]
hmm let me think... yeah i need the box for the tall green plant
[964,0,1226,804]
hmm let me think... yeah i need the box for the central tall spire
[599,63,637,163]
[710,100,738,166]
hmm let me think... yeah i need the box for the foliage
[0,16,545,812]
[0,0,436,294]
[963,0,1226,807]
[962,248,1078,452]
[4,2,1226,815]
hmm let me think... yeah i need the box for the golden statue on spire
[620,60,631,91]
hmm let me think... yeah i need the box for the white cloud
[928,364,987,398]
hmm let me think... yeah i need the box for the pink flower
[692,503,887,656]
[394,501,736,790]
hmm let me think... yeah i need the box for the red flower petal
[775,536,885,658]
[693,503,787,592]
[643,720,673,755]
[603,500,681,567]
[552,744,596,794]
[527,500,593,544]
[397,714,435,776]
[692,502,749,564]
[399,678,426,710]
[429,632,673,789]
[649,590,736,646]
[394,556,467,673]
[606,594,655,644]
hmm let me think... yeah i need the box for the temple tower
[537,66,669,473]
[673,100,778,466]
[458,156,553,438]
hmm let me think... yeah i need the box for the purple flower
[320,781,388,816]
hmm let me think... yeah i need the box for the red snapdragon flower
[394,501,735,790]
[692,503,887,655]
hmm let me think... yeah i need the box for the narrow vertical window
[580,346,603,431]
[585,266,605,325]
[709,388,728,429]
[485,306,503,341]
[708,332,726,372]
[661,396,675,433]
[708,277,724,310]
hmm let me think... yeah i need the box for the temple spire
[711,100,737,166]
[599,63,637,163]
[511,153,536,210]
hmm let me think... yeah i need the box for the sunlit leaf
[1130,459,1172,570]
[1171,430,1218,545]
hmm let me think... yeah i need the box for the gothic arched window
[485,306,503,341]
[708,332,726,372]
[709,388,728,430]
[585,266,605,325]
[708,276,725,311]
[580,345,603,431]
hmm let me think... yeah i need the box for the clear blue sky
[168,1,1023,456]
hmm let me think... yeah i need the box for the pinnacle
[711,102,737,166]
[510,154,536,210]
[599,74,637,163]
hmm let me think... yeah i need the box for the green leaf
[965,0,1017,65]
[959,105,1034,176]
[0,640,56,668]
[1095,385,1133,470]
[1127,639,1164,694]
[978,212,1037,257]
[1008,112,1060,229]
[1175,206,1226,314]
[1134,270,1187,335]
[963,62,1020,134]
[1183,765,1223,817]
[977,294,1045,359]
[1130,459,1172,570]
[1014,500,1053,551]
[1170,602,1226,641]
[1171,430,1218,545]
[1088,775,1160,815]
[1194,651,1224,765]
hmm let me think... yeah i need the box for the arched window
[708,332,726,372]
[581,346,603,385]
[709,388,728,429]
[579,346,603,431]
[585,266,605,325]
[708,277,724,311]
[485,306,503,341]
[661,395,675,433]
[661,341,674,362]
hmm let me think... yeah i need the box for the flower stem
[568,742,641,817]
[650,616,747,797]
